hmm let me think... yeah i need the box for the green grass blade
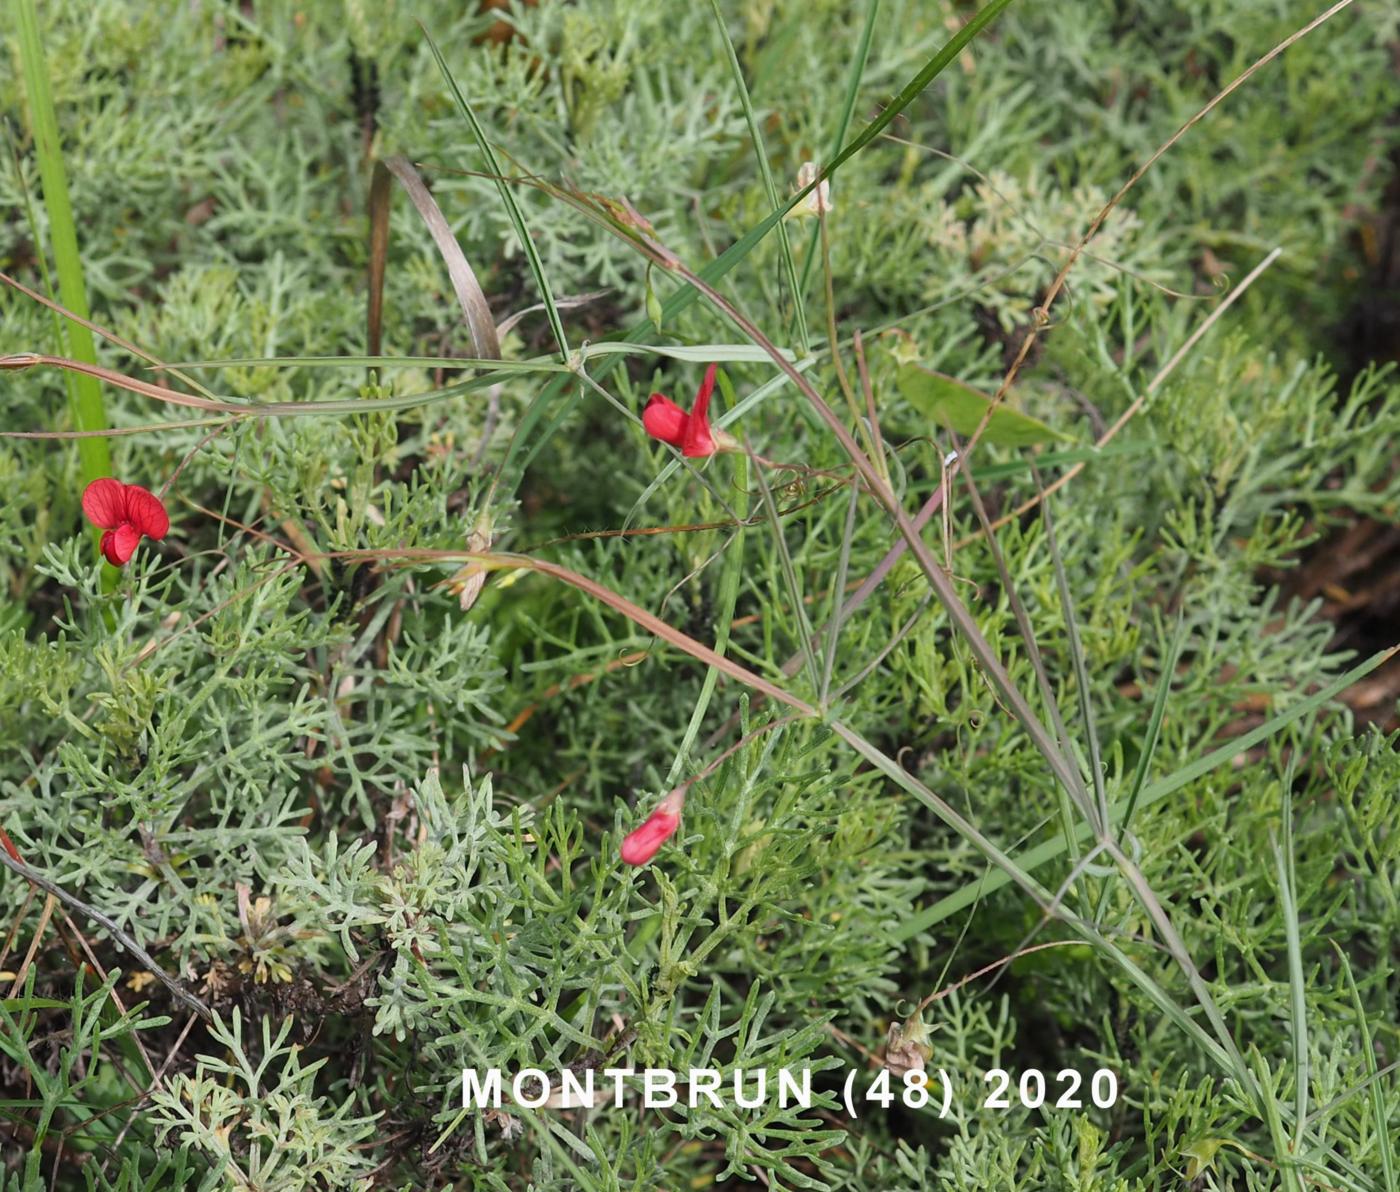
[1120,611,1186,840]
[1091,610,1188,923]
[752,432,822,697]
[160,354,571,373]
[1252,1045,1305,1192]
[1334,947,1398,1191]
[161,343,789,372]
[959,462,1088,884]
[665,452,749,787]
[895,646,1398,940]
[14,0,111,488]
[796,0,880,302]
[655,0,1016,330]
[821,483,861,705]
[420,25,568,361]
[708,0,809,352]
[1272,769,1309,1163]
[1038,477,1109,835]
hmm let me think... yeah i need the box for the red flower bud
[620,788,686,866]
[81,478,169,566]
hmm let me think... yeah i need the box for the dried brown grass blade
[368,155,501,362]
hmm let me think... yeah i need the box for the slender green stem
[665,451,750,785]
[819,210,885,484]
[1334,947,1398,1191]
[751,439,823,698]
[897,644,1396,939]
[420,27,567,362]
[796,0,881,304]
[15,0,111,493]
[708,0,809,353]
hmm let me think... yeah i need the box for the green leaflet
[896,362,1069,447]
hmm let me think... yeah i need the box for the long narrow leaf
[1334,947,1398,1190]
[895,646,1398,940]
[796,0,880,300]
[709,0,809,351]
[14,0,111,486]
[420,26,567,360]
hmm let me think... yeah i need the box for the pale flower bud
[792,161,833,217]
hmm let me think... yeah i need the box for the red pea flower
[81,477,170,567]
[642,363,736,458]
[620,788,686,866]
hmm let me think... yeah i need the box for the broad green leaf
[896,362,1068,446]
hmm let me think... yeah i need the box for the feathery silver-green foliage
[2,0,1399,1188]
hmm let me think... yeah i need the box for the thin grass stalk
[795,0,880,305]
[750,438,823,697]
[957,459,1090,814]
[956,459,1092,911]
[897,643,1396,937]
[821,482,861,704]
[1033,464,1110,836]
[665,453,750,785]
[819,207,886,484]
[708,0,809,353]
[949,4,1353,480]
[14,0,111,491]
[420,26,568,360]
[1334,947,1398,1190]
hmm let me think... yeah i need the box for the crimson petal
[642,393,689,448]
[81,478,128,529]
[101,524,141,566]
[124,485,170,539]
[681,364,719,457]
[689,363,717,422]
